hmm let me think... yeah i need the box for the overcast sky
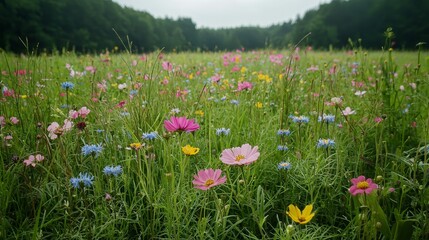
[113,0,328,29]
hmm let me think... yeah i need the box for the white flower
[354,90,366,97]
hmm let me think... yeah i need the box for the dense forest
[0,0,428,53]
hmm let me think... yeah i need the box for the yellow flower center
[235,155,245,162]
[204,179,214,187]
[357,181,369,189]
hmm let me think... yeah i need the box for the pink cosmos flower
[164,116,200,133]
[220,143,260,165]
[237,81,253,91]
[23,154,44,167]
[78,107,91,118]
[162,61,173,71]
[341,107,356,116]
[192,168,226,190]
[349,175,378,196]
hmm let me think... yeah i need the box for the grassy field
[1,47,428,239]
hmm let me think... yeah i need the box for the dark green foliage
[1,0,429,52]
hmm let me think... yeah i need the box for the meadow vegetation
[1,41,429,239]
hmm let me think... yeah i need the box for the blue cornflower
[70,172,94,188]
[70,177,81,188]
[130,90,138,96]
[317,139,335,148]
[120,112,130,117]
[277,129,291,136]
[278,161,292,170]
[61,82,75,90]
[230,100,239,105]
[81,143,103,157]
[216,128,230,136]
[103,165,123,177]
[142,131,158,140]
[78,172,94,187]
[277,145,289,151]
[290,115,310,124]
[96,129,105,133]
[221,96,227,101]
[318,114,335,124]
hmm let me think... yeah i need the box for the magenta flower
[349,176,378,196]
[220,143,260,165]
[237,81,253,91]
[192,168,226,190]
[164,116,200,133]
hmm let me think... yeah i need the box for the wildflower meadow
[1,41,429,239]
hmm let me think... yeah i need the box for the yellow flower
[182,145,200,156]
[240,67,247,73]
[287,204,316,225]
[20,95,28,99]
[255,102,263,109]
[130,142,142,150]
[195,110,204,117]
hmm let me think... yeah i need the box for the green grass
[1,47,428,239]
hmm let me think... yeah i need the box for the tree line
[0,0,428,53]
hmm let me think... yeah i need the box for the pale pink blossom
[220,143,260,165]
[341,107,356,116]
[78,107,91,118]
[69,110,79,119]
[118,83,127,90]
[0,116,6,127]
[10,117,19,124]
[47,119,73,140]
[23,154,45,167]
